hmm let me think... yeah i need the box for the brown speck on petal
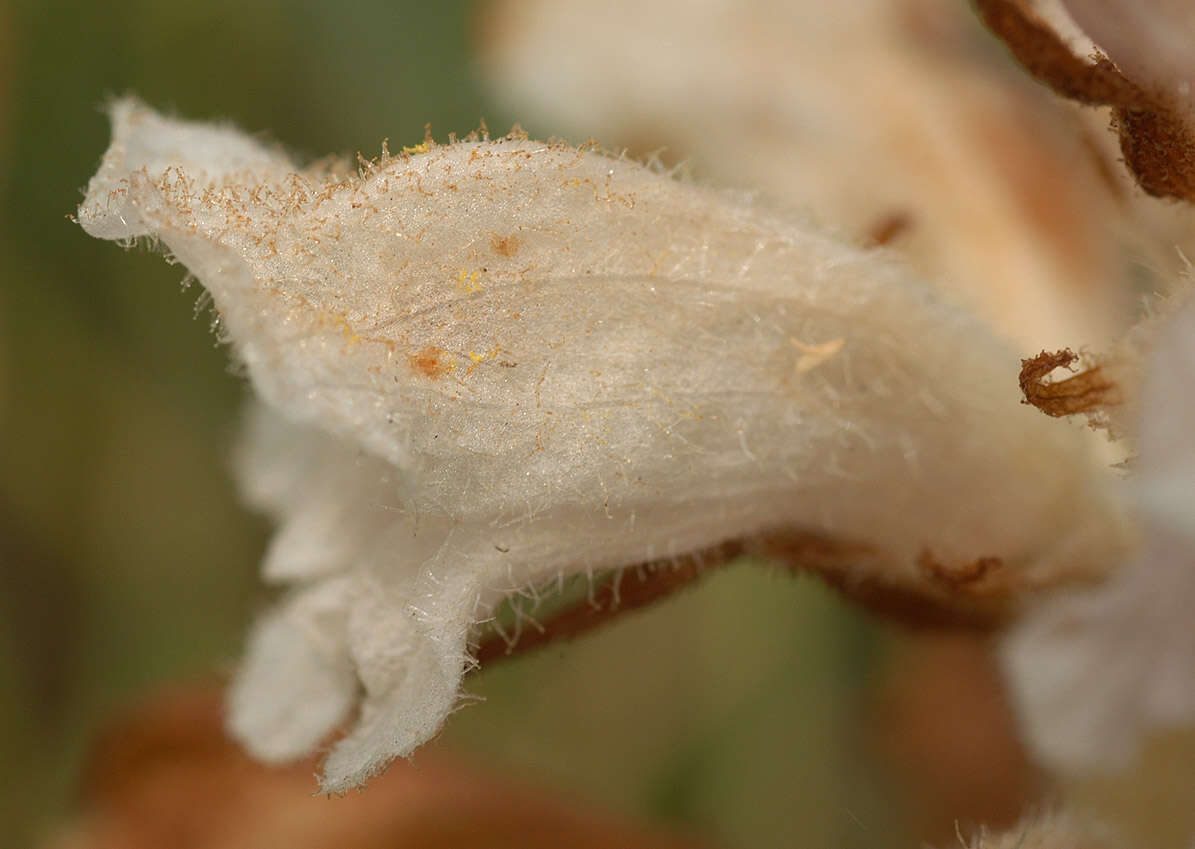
[863,210,914,248]
[408,345,450,379]
[490,232,523,256]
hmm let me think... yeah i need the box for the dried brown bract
[919,550,1005,592]
[1114,105,1195,203]
[975,0,1195,202]
[974,0,1136,106]
[473,530,1019,668]
[1019,348,1122,421]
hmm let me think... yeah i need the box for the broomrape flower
[78,98,1122,791]
[483,0,1195,805]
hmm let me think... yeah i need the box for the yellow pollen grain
[790,337,845,373]
[456,269,484,293]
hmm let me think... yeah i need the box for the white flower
[78,98,1122,791]
[1004,291,1195,771]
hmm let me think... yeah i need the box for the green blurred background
[0,1,973,846]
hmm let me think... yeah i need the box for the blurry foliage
[0,1,1031,847]
[0,1,497,843]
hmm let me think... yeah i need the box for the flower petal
[227,577,357,762]
[79,99,1127,788]
[235,404,399,582]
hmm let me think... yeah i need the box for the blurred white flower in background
[479,0,1134,350]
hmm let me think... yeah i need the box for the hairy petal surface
[79,99,1123,790]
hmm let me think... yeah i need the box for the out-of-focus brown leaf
[45,681,714,849]
[867,633,1042,846]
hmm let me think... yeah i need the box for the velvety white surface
[79,99,1122,790]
